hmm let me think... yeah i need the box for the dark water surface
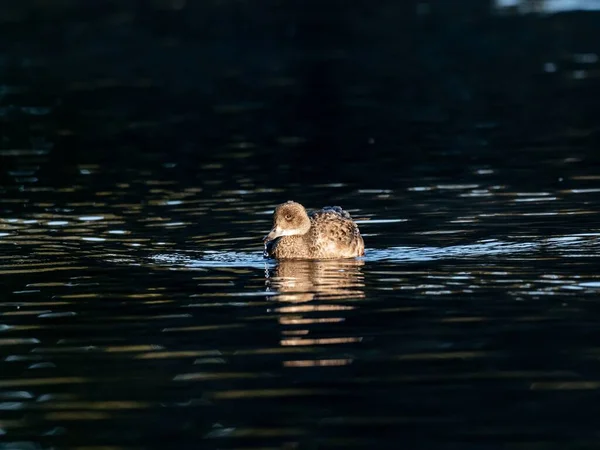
[3,2,600,449]
[3,147,600,449]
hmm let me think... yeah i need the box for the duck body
[264,201,365,260]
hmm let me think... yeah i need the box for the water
[495,0,600,13]
[3,2,600,449]
[2,149,600,449]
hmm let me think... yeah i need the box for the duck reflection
[266,259,365,363]
[266,259,365,303]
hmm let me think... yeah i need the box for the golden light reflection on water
[265,260,365,363]
[283,359,353,367]
[280,337,363,347]
[267,259,365,303]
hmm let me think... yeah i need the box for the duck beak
[263,226,282,243]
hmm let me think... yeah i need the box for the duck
[263,201,365,260]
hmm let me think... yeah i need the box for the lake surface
[2,145,600,449]
[2,2,600,449]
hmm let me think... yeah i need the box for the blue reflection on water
[495,0,600,12]
[150,234,599,269]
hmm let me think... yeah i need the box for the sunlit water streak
[151,251,274,270]
[149,233,600,270]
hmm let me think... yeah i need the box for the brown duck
[263,201,365,259]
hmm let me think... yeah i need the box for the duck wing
[310,206,352,221]
[308,206,364,257]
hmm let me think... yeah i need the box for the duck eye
[284,214,292,221]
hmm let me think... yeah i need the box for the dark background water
[2,1,600,449]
